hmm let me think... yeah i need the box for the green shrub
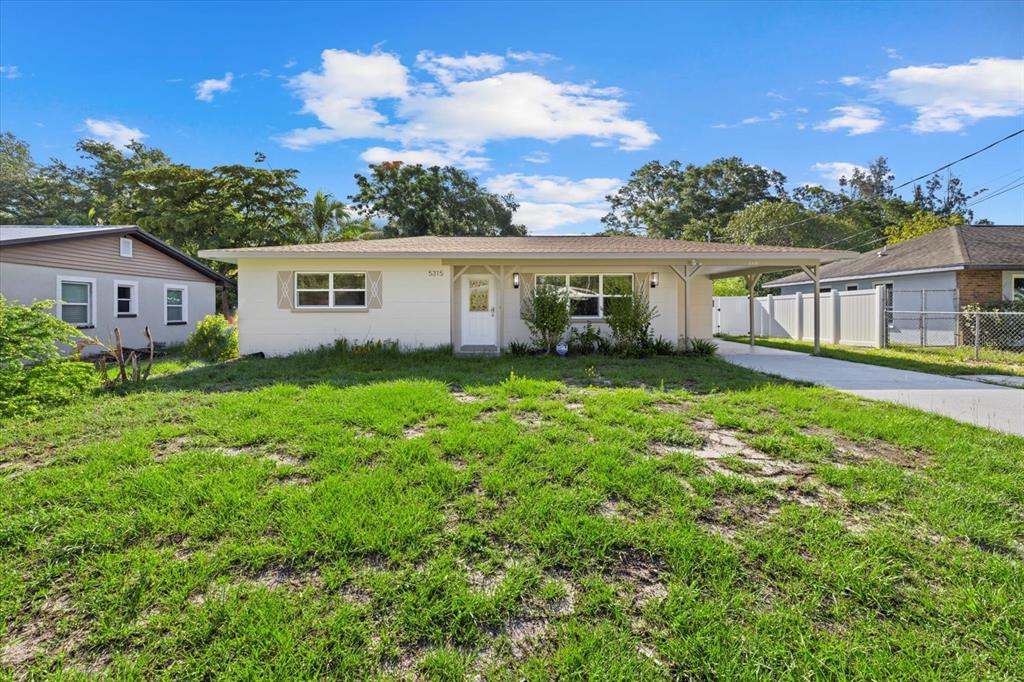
[686,338,719,356]
[332,338,401,355]
[569,323,602,355]
[184,314,238,362]
[603,285,659,357]
[521,284,571,354]
[648,336,677,356]
[507,340,532,356]
[0,295,97,418]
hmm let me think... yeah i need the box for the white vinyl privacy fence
[714,286,887,348]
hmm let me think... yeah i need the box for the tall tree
[601,157,787,241]
[304,190,350,243]
[911,173,978,222]
[350,162,525,237]
[838,157,895,201]
[884,210,966,245]
[0,132,90,224]
[724,201,862,249]
[115,163,309,266]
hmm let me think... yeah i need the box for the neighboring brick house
[766,225,1024,308]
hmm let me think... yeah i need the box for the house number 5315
[428,270,445,277]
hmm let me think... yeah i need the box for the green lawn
[721,334,1024,378]
[2,348,1022,679]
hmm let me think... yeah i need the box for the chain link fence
[886,310,1024,357]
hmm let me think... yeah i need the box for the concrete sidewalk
[716,340,1024,436]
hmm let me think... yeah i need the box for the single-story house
[1,225,232,352]
[765,225,1024,307]
[198,236,855,356]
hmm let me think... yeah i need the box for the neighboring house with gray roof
[199,235,855,356]
[765,225,1024,307]
[1,225,232,352]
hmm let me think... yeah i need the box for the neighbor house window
[115,280,138,317]
[846,284,859,291]
[534,274,634,318]
[295,272,366,308]
[119,237,133,257]
[165,285,187,324]
[58,278,94,327]
[1013,275,1024,301]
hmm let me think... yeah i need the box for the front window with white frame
[535,274,633,318]
[119,237,133,257]
[114,280,138,317]
[58,277,94,328]
[165,285,188,324]
[295,272,367,308]
[1013,274,1024,302]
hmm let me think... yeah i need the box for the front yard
[1,348,1022,679]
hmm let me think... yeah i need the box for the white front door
[462,275,497,346]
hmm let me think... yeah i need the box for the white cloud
[0,65,20,79]
[195,72,233,102]
[416,51,505,85]
[871,57,1024,132]
[506,50,557,65]
[814,105,884,135]
[277,48,657,156]
[522,150,550,164]
[487,174,621,203]
[514,201,607,232]
[766,90,788,100]
[713,110,785,128]
[884,47,902,60]
[486,174,620,233]
[359,145,490,170]
[838,76,863,86]
[83,118,147,147]
[812,161,867,184]
[278,50,409,148]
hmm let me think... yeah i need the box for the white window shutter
[367,271,383,309]
[277,272,293,309]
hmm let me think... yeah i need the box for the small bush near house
[603,285,659,357]
[521,284,571,354]
[506,340,532,356]
[332,337,401,356]
[0,295,98,418]
[184,314,239,362]
[685,338,719,356]
[569,323,602,355]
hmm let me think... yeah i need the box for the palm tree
[308,190,348,243]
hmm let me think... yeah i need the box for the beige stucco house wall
[200,235,851,358]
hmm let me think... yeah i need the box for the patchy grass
[1,347,1022,680]
[722,334,1024,378]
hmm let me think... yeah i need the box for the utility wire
[966,180,1024,208]
[892,128,1024,190]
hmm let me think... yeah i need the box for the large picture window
[1013,275,1024,302]
[59,279,93,327]
[535,274,634,318]
[295,272,367,308]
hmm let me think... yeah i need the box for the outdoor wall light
[512,272,520,289]
[650,272,659,288]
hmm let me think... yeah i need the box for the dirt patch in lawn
[153,435,193,460]
[0,590,89,677]
[189,565,322,606]
[609,554,670,608]
[402,424,429,439]
[827,433,929,469]
[652,401,691,414]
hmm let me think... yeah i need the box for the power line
[892,128,1024,190]
[966,180,1024,208]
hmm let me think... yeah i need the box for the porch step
[456,344,500,357]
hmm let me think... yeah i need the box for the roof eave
[198,248,857,265]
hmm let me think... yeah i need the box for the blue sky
[2,1,1022,234]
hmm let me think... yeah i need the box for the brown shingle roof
[200,235,852,257]
[766,225,1024,287]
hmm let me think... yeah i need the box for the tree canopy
[350,162,526,237]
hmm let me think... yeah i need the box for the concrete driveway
[716,340,1024,437]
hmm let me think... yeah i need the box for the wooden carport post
[745,273,761,348]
